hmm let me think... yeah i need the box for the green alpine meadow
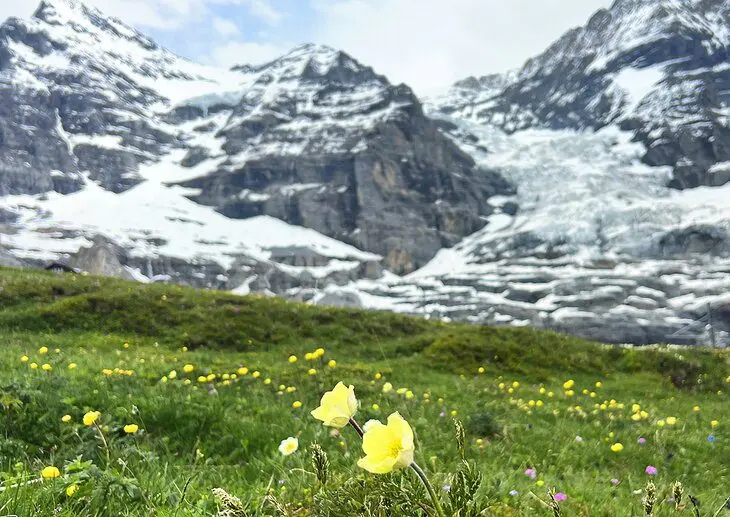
[0,267,728,516]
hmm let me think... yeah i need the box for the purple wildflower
[611,478,620,486]
[637,437,647,444]
[509,490,519,496]
[554,492,568,502]
[524,468,537,479]
[645,465,658,476]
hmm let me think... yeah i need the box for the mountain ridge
[2,0,730,346]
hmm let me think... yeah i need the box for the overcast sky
[3,0,614,95]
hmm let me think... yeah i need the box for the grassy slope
[0,267,728,515]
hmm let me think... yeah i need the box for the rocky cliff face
[173,45,512,272]
[434,0,730,190]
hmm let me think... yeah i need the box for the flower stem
[410,462,446,517]
[349,418,364,438]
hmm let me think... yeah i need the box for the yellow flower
[375,372,382,380]
[83,411,100,426]
[382,382,393,393]
[278,437,298,456]
[66,484,79,497]
[595,381,603,388]
[565,390,575,397]
[61,414,72,423]
[183,364,194,373]
[288,355,297,363]
[478,367,485,374]
[286,386,296,393]
[308,368,317,376]
[536,400,544,407]
[292,400,302,409]
[102,369,113,376]
[656,419,665,427]
[372,404,380,411]
[20,355,29,363]
[610,443,624,453]
[305,353,314,361]
[666,416,678,426]
[264,378,272,385]
[252,371,261,378]
[563,380,575,390]
[476,438,483,446]
[512,381,520,389]
[536,480,545,487]
[206,373,216,382]
[328,360,337,368]
[30,363,38,369]
[405,390,414,399]
[168,370,177,379]
[39,347,48,355]
[692,405,700,413]
[41,363,52,371]
[123,424,139,434]
[357,412,414,474]
[315,347,325,357]
[68,363,77,369]
[547,391,554,398]
[197,376,207,383]
[711,420,719,428]
[450,410,457,417]
[310,382,357,428]
[631,413,642,421]
[238,367,249,376]
[41,466,60,479]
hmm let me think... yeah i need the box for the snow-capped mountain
[2,0,730,346]
[434,0,730,190]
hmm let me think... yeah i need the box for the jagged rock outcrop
[176,45,513,273]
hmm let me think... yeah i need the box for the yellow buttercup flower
[310,382,357,428]
[288,355,297,363]
[183,364,194,373]
[375,372,382,380]
[610,443,624,452]
[66,484,79,497]
[68,363,77,369]
[278,437,298,456]
[382,382,393,393]
[168,370,177,379]
[252,371,260,378]
[692,405,700,413]
[30,363,38,369]
[41,466,60,479]
[41,363,52,371]
[123,424,139,434]
[357,412,414,474]
[238,367,249,376]
[666,416,678,426]
[39,347,48,355]
[308,368,317,376]
[328,360,337,368]
[61,414,72,423]
[563,380,575,390]
[292,400,302,409]
[20,355,29,363]
[83,411,101,426]
[478,367,485,374]
[711,420,719,428]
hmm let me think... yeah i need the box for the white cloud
[2,0,282,30]
[311,0,613,96]
[212,17,239,36]
[209,40,286,68]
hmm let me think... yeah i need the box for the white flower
[278,437,299,456]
